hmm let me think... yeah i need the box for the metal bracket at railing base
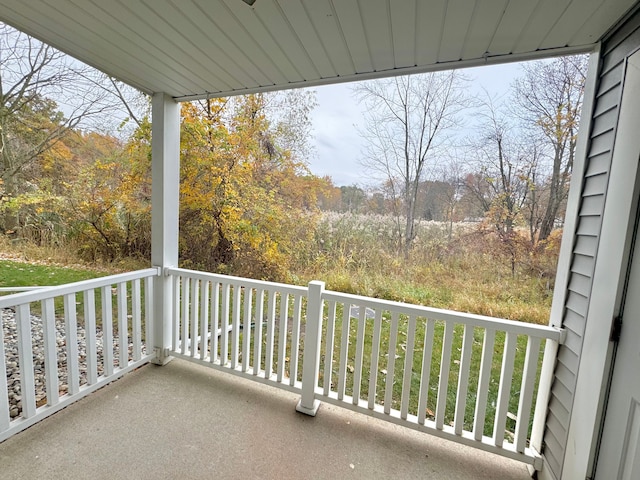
[556,327,567,345]
[527,447,544,475]
[152,347,173,366]
[295,399,321,417]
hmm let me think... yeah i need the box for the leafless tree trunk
[355,71,467,257]
[514,55,587,241]
[466,99,541,273]
[432,158,466,242]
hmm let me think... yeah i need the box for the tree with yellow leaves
[179,92,328,281]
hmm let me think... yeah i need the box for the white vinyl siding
[542,9,640,479]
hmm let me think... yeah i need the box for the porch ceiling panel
[0,0,636,101]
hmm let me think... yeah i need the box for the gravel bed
[2,308,144,419]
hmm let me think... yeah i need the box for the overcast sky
[308,62,523,186]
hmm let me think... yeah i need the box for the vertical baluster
[454,324,474,435]
[417,318,435,424]
[289,294,303,386]
[400,315,417,419]
[383,311,400,414]
[352,305,367,405]
[117,282,128,369]
[83,290,98,384]
[101,286,114,377]
[337,303,351,400]
[188,278,200,358]
[473,328,495,440]
[189,278,199,357]
[0,304,9,429]
[144,276,154,353]
[199,281,210,361]
[42,298,59,406]
[132,279,142,361]
[514,336,542,452]
[220,283,230,365]
[368,309,383,410]
[64,294,80,395]
[180,277,189,355]
[242,286,253,372]
[172,275,180,352]
[494,331,517,446]
[230,285,241,368]
[16,304,36,417]
[277,293,289,383]
[211,282,220,364]
[323,301,337,396]
[264,290,277,379]
[435,320,455,430]
[253,289,265,375]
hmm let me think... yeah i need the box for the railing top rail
[166,267,308,296]
[0,268,160,309]
[0,286,52,292]
[322,289,563,342]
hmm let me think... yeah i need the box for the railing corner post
[296,280,325,416]
[150,93,179,366]
[151,268,173,366]
[530,337,560,456]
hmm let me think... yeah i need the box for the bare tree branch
[513,55,587,240]
[354,71,468,256]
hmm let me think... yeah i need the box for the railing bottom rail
[0,356,152,443]
[167,267,561,471]
[169,351,303,395]
[317,390,542,469]
[1,268,159,443]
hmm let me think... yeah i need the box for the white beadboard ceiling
[0,0,636,101]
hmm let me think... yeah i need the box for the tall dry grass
[292,212,559,324]
[0,235,148,273]
[1,211,559,324]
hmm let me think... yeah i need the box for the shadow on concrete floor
[0,358,531,480]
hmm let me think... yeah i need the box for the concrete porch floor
[0,359,531,480]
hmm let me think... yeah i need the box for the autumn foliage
[1,92,329,281]
[178,95,328,280]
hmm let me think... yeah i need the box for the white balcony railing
[0,268,159,442]
[165,268,308,393]
[0,266,562,469]
[166,267,564,469]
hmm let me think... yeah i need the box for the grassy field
[1,212,559,324]
[201,288,542,441]
[2,214,557,441]
[296,213,559,325]
[316,308,540,438]
[0,260,101,292]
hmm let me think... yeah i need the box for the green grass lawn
[0,260,149,343]
[0,260,105,315]
[200,285,542,442]
[4,257,543,444]
[0,260,101,292]
[314,307,541,440]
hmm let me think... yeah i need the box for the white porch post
[296,280,325,416]
[563,49,640,480]
[151,92,180,366]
